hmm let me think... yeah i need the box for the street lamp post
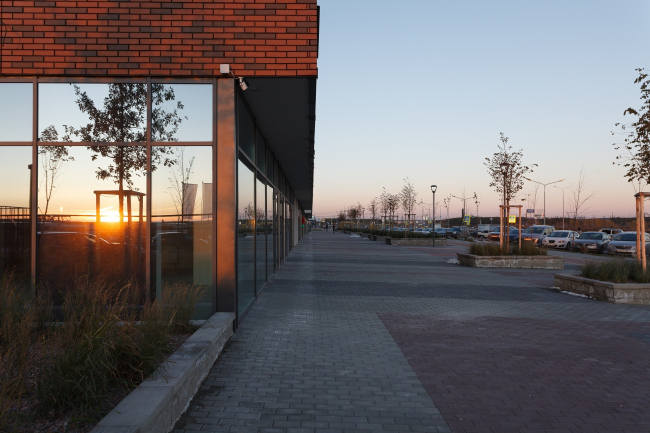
[553,185,568,229]
[524,177,564,225]
[431,185,437,247]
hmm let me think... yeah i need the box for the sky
[312,0,650,221]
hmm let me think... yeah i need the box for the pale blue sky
[313,0,650,220]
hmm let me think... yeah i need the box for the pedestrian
[333,223,336,233]
[326,223,329,231]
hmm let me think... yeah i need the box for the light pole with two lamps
[523,177,564,225]
[553,185,569,230]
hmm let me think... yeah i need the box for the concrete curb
[554,274,650,304]
[457,253,564,269]
[91,312,235,433]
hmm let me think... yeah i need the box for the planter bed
[457,253,563,269]
[554,274,650,305]
[386,237,447,246]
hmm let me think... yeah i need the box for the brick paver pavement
[173,231,650,433]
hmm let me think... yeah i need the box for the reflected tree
[38,125,74,230]
[65,83,185,223]
[167,147,195,231]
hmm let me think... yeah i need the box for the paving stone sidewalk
[174,231,650,433]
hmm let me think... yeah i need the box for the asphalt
[173,231,650,433]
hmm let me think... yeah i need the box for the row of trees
[337,178,420,230]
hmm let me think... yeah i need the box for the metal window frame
[0,77,216,313]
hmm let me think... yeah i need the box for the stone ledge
[457,253,564,269]
[386,237,447,246]
[554,274,650,305]
[91,312,235,433]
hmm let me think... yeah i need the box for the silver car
[541,230,580,250]
[607,232,650,256]
[573,232,610,254]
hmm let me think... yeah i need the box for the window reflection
[237,158,255,316]
[255,176,266,291]
[39,83,189,143]
[0,147,32,288]
[0,83,33,142]
[152,146,213,319]
[36,146,146,300]
[267,185,275,274]
[151,84,212,142]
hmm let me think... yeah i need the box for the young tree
[399,178,418,233]
[167,147,195,229]
[65,83,185,224]
[38,125,74,229]
[568,168,595,229]
[347,204,360,227]
[613,68,650,191]
[484,133,536,248]
[368,198,378,228]
[379,189,391,228]
[337,210,347,223]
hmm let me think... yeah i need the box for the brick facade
[0,0,318,77]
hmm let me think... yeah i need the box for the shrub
[581,259,650,283]
[469,241,546,256]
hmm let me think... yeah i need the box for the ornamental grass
[0,273,204,431]
[581,259,650,284]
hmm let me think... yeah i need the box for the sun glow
[100,208,121,223]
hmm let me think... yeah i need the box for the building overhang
[240,77,316,217]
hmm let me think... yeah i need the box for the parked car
[573,231,610,253]
[434,228,447,237]
[599,228,624,236]
[488,226,520,242]
[521,225,555,244]
[607,231,650,256]
[448,226,462,239]
[541,230,580,250]
[477,226,498,239]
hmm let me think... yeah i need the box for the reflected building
[0,0,318,326]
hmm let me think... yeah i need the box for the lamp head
[431,185,437,193]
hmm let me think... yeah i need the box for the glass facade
[256,175,266,291]
[0,147,32,289]
[237,158,255,316]
[36,145,147,296]
[152,146,213,318]
[0,78,305,325]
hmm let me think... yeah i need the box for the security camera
[238,77,248,91]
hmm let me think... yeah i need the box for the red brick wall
[0,0,318,77]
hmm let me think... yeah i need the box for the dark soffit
[241,77,316,215]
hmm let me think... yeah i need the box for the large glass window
[0,147,32,289]
[152,146,213,319]
[237,96,255,161]
[0,83,33,142]
[255,175,266,292]
[36,145,147,300]
[237,157,255,316]
[151,84,212,142]
[267,184,275,274]
[39,83,147,143]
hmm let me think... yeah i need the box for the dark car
[573,232,610,253]
[520,225,555,244]
[488,226,520,242]
[447,226,462,239]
